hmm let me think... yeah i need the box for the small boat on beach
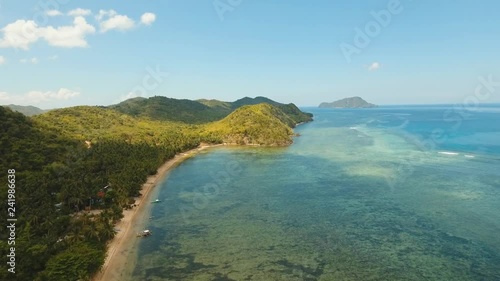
[151,199,161,203]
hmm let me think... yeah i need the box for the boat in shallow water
[137,229,151,237]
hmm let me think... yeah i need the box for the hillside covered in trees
[0,96,312,280]
[203,104,296,146]
[110,96,313,125]
[2,104,47,116]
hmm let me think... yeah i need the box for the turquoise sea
[130,105,500,280]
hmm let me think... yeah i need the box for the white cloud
[20,57,38,64]
[27,88,80,102]
[101,15,135,32]
[0,9,152,49]
[0,88,80,105]
[48,55,58,60]
[68,8,92,17]
[46,10,63,17]
[97,10,135,32]
[96,10,117,22]
[368,62,381,71]
[0,17,95,49]
[43,16,96,47]
[0,56,5,64]
[140,13,156,25]
[0,20,41,50]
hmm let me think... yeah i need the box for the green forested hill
[0,98,311,280]
[204,104,295,146]
[0,107,72,173]
[0,106,200,281]
[3,104,47,116]
[34,103,300,147]
[33,106,200,146]
[109,96,228,123]
[111,96,313,125]
[197,98,232,110]
[230,97,313,127]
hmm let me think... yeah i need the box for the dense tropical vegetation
[110,95,313,125]
[203,104,296,146]
[0,96,312,280]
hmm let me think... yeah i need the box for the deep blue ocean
[127,105,500,281]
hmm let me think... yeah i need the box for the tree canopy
[0,97,313,280]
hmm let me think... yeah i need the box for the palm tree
[69,197,84,212]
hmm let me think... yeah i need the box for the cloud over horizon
[0,88,80,105]
[0,17,95,49]
[0,8,156,49]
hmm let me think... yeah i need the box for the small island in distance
[319,96,377,108]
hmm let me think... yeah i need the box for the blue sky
[0,0,499,108]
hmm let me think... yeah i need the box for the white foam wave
[438,151,460,156]
[464,154,475,158]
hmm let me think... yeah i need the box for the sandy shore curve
[92,144,219,281]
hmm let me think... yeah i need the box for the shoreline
[92,140,298,280]
[92,144,221,281]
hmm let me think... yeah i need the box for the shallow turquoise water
[132,106,500,280]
